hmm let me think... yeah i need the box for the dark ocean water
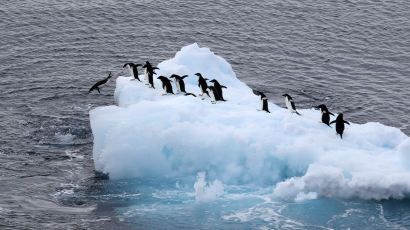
[1,0,410,229]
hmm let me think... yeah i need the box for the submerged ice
[90,43,410,201]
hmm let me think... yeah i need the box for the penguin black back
[157,76,174,94]
[315,104,334,126]
[210,79,227,101]
[123,63,142,81]
[195,73,209,95]
[143,61,159,88]
[253,90,270,113]
[330,113,350,139]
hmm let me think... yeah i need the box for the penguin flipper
[344,121,350,125]
[329,120,336,125]
[296,111,302,116]
[185,93,196,97]
[221,85,227,89]
[97,87,100,94]
[329,112,335,116]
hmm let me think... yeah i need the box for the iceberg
[90,43,410,200]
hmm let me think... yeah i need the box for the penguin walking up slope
[282,94,301,115]
[195,73,209,97]
[209,79,227,101]
[253,90,270,113]
[157,76,174,95]
[143,61,159,88]
[89,72,112,94]
[169,74,196,97]
[330,113,350,139]
[123,63,142,81]
[315,104,334,126]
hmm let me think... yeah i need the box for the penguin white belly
[260,99,264,110]
[208,90,216,102]
[144,68,149,83]
[175,80,181,93]
[128,66,133,77]
[285,98,294,112]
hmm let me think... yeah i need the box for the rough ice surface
[90,43,410,201]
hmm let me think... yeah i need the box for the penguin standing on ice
[253,90,270,113]
[123,63,142,81]
[330,113,350,139]
[157,76,174,95]
[169,74,196,97]
[209,79,227,101]
[206,86,219,104]
[315,104,334,126]
[282,94,301,115]
[142,61,158,88]
[195,73,209,96]
[89,72,112,94]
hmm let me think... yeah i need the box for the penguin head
[169,74,179,79]
[336,113,344,120]
[315,104,328,112]
[282,93,291,99]
[194,73,202,77]
[143,61,151,68]
[210,79,218,83]
[157,76,165,80]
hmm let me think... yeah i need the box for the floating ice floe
[90,43,410,200]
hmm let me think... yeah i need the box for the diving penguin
[89,72,112,94]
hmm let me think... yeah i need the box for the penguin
[206,86,219,104]
[253,90,270,113]
[142,61,159,88]
[157,76,174,95]
[89,72,112,94]
[209,79,227,101]
[282,94,301,115]
[123,63,142,81]
[195,73,209,96]
[330,113,350,139]
[169,74,196,97]
[315,104,334,126]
